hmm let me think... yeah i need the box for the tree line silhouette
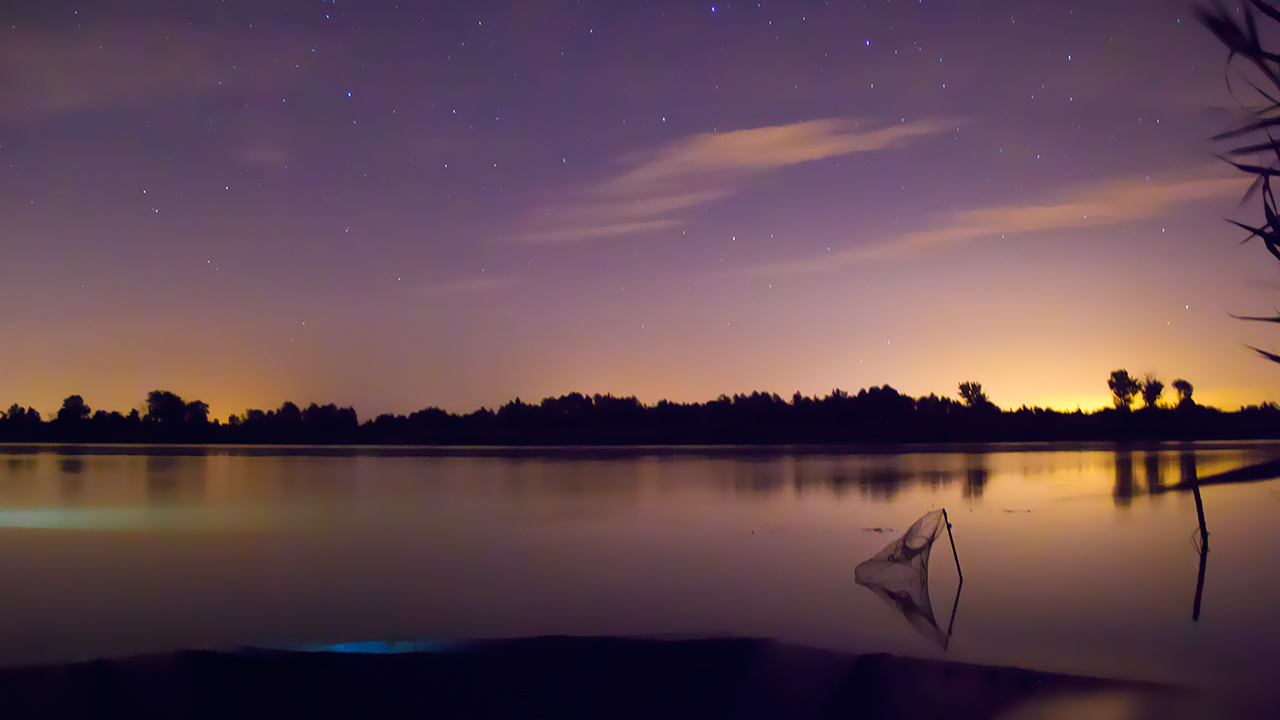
[1105,370,1195,411]
[3,375,1279,445]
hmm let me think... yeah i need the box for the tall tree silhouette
[185,400,210,424]
[1108,370,1141,410]
[1140,374,1164,409]
[1199,1,1280,363]
[56,395,91,423]
[958,381,989,408]
[145,390,187,424]
[1173,378,1195,407]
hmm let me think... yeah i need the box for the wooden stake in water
[942,508,962,583]
[941,508,964,646]
[1192,484,1209,622]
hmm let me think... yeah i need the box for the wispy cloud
[410,276,516,297]
[0,20,311,122]
[518,117,952,244]
[749,173,1252,275]
[519,219,684,245]
[236,145,290,168]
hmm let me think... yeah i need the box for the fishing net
[855,509,953,649]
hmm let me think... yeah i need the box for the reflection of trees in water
[795,465,935,501]
[1111,449,1209,507]
[498,458,643,500]
[790,458,993,501]
[1113,451,1135,507]
[273,456,359,503]
[1180,451,1198,486]
[963,454,988,499]
[0,456,38,505]
[489,455,1003,502]
[545,460,640,498]
[1143,452,1164,494]
[57,456,86,503]
[7,457,36,472]
[793,467,856,498]
[732,464,785,496]
[145,455,205,505]
[920,470,950,492]
[854,467,914,500]
[58,457,84,475]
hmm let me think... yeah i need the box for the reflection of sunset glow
[1,445,1279,695]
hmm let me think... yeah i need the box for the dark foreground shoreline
[0,637,1256,719]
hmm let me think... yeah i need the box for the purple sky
[2,0,1278,419]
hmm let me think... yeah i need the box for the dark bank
[6,377,1280,446]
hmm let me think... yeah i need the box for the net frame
[854,508,962,650]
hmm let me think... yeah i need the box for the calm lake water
[1,442,1279,699]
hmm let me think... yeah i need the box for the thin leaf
[1241,175,1265,206]
[1231,312,1280,323]
[1222,160,1280,176]
[1247,345,1280,364]
[1251,0,1280,26]
[1225,218,1266,242]
[1223,139,1280,156]
[1210,116,1280,142]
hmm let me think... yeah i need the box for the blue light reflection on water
[297,640,454,654]
[0,508,258,531]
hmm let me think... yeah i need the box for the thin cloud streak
[0,20,314,122]
[520,220,684,245]
[602,118,952,192]
[411,276,516,296]
[517,117,952,244]
[236,145,290,168]
[561,189,732,223]
[749,173,1252,275]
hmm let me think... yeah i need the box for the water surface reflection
[0,442,1275,701]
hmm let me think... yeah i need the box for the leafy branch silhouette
[1200,0,1280,362]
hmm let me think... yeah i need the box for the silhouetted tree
[1140,375,1164,409]
[1173,378,1195,407]
[277,401,303,425]
[1108,370,1141,410]
[1199,1,1280,363]
[11,379,1280,444]
[958,381,989,408]
[145,390,187,424]
[55,395,90,423]
[185,400,210,424]
[3,403,42,432]
[300,402,359,441]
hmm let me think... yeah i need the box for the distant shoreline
[8,386,1280,446]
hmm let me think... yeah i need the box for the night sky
[3,0,1277,419]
